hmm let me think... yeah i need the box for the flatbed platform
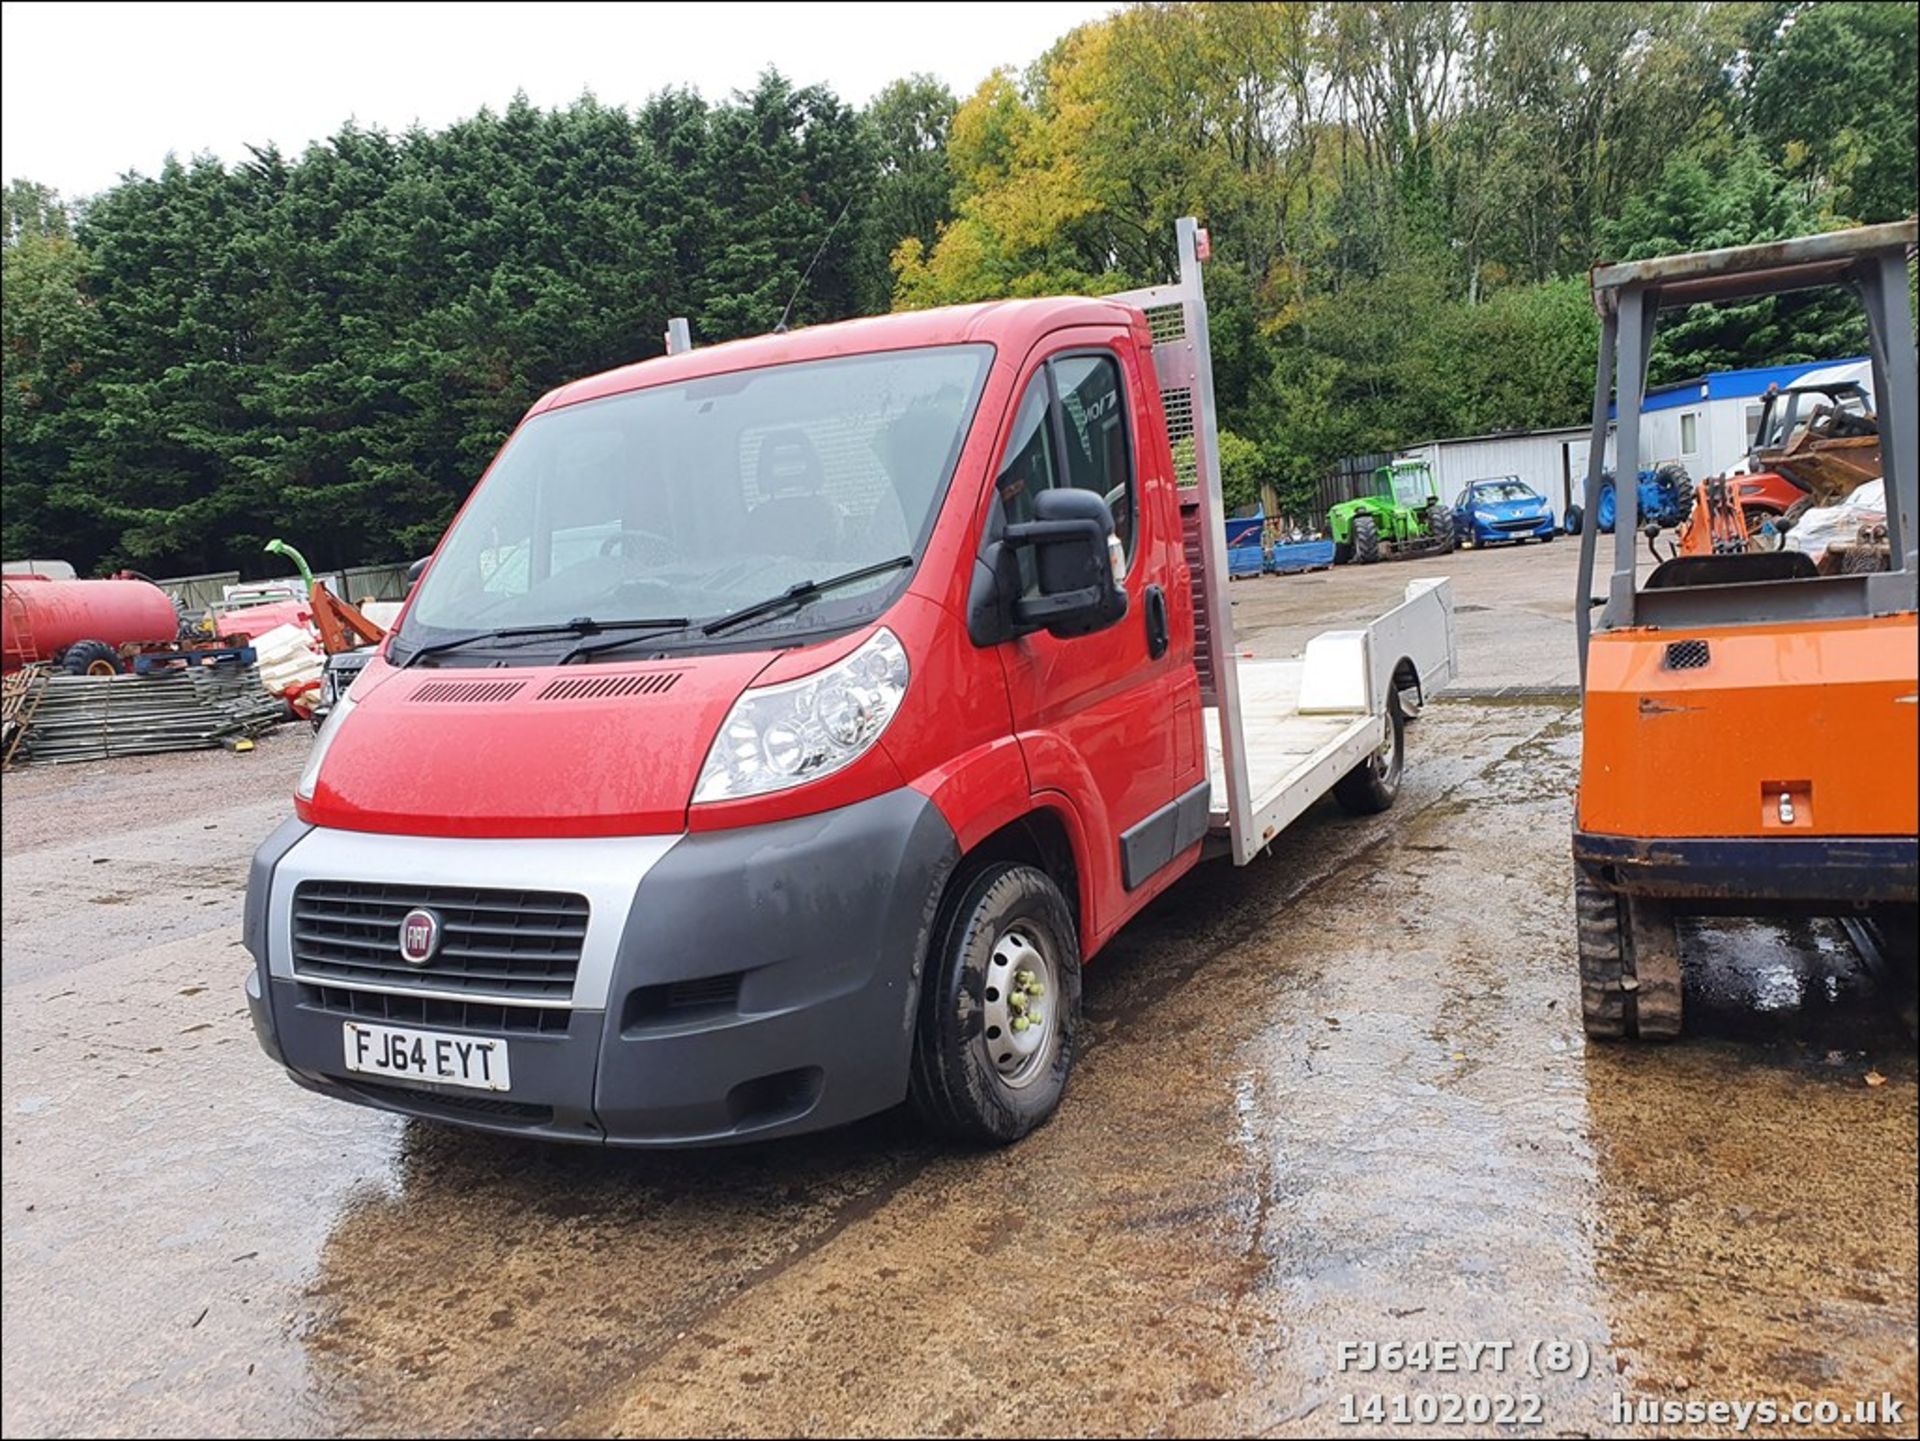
[1205,658,1383,846]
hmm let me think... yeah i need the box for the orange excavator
[1674,364,1885,559]
[1571,221,1918,1039]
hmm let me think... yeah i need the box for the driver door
[993,329,1196,939]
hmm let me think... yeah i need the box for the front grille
[292,881,588,1001]
[343,1078,554,1125]
[1494,518,1543,531]
[299,982,571,1034]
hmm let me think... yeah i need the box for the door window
[1052,355,1134,559]
[992,352,1136,597]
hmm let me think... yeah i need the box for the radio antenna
[773,193,856,335]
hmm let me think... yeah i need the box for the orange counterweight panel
[1579,612,1918,840]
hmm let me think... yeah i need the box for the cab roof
[528,296,1140,417]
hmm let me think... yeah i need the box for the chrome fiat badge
[399,907,442,966]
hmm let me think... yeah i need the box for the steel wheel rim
[1372,719,1401,784]
[981,924,1057,1089]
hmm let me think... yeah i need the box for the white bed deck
[1204,658,1383,841]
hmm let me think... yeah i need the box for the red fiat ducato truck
[244,219,1455,1146]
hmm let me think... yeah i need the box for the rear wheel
[60,639,122,676]
[910,863,1082,1145]
[1575,863,1682,1040]
[1351,513,1381,565]
[1333,692,1404,815]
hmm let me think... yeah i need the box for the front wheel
[1332,539,1353,566]
[1427,505,1456,554]
[910,863,1082,1145]
[1564,504,1583,536]
[1333,692,1404,815]
[1351,513,1381,565]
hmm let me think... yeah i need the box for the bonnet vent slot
[535,672,683,701]
[410,679,528,703]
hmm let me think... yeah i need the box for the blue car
[1452,477,1558,547]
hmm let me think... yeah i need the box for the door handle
[1144,584,1168,659]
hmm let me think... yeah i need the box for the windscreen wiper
[698,556,914,639]
[400,617,691,668]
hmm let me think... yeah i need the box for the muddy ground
[4,540,1914,1438]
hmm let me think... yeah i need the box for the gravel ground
[3,546,1913,1439]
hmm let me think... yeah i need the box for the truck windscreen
[403,344,993,653]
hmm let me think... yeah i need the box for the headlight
[694,628,908,803]
[1475,509,1495,521]
[296,689,357,801]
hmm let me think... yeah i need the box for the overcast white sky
[2,0,1114,199]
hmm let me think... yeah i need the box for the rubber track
[1575,864,1629,1038]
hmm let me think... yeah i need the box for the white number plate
[342,1022,511,1092]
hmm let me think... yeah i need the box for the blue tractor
[1564,462,1692,536]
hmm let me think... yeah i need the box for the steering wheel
[600,528,679,565]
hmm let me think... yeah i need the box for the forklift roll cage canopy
[1575,220,1918,680]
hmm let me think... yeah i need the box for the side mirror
[406,555,431,593]
[1005,489,1128,639]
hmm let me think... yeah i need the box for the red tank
[1,574,180,671]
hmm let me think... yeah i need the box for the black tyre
[1351,513,1381,565]
[1777,493,1816,533]
[1564,504,1583,536]
[1332,540,1353,566]
[60,639,122,676]
[909,862,1082,1145]
[1540,528,1557,544]
[1333,691,1404,814]
[1575,863,1682,1040]
[1427,505,1456,554]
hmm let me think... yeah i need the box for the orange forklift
[1572,222,1918,1038]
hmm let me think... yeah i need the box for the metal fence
[153,561,412,611]
[1256,451,1395,534]
[150,571,241,611]
[335,563,411,602]
[1317,451,1393,516]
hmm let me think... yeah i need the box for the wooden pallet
[2,664,52,770]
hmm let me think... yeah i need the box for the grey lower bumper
[248,789,960,1146]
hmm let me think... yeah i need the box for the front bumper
[246,789,959,1146]
[1467,514,1555,544]
[1574,830,1918,907]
